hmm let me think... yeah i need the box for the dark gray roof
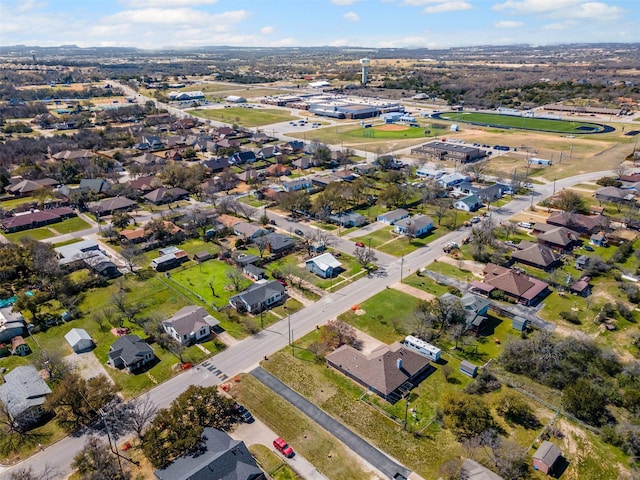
[0,366,51,419]
[259,233,296,252]
[163,306,219,337]
[154,428,264,480]
[243,264,266,277]
[108,335,153,366]
[91,196,137,214]
[230,280,284,308]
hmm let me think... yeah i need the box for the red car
[273,437,294,458]
[355,241,365,248]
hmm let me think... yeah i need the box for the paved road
[251,367,409,480]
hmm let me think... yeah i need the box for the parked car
[273,437,294,458]
[471,216,481,224]
[517,222,533,229]
[294,229,304,236]
[233,402,254,423]
[269,219,277,225]
[277,278,288,287]
[584,245,595,252]
[355,241,365,248]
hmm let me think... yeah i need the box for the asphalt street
[251,367,410,479]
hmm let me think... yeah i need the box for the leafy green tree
[495,391,539,428]
[442,392,496,440]
[111,211,132,230]
[562,378,607,426]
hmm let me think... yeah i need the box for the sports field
[186,107,293,127]
[435,111,614,134]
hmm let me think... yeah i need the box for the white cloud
[260,26,274,34]
[331,0,359,5]
[16,0,47,14]
[492,0,623,21]
[343,11,360,21]
[573,2,623,20]
[103,8,250,26]
[124,0,218,6]
[423,1,472,14]
[492,0,581,13]
[494,20,524,28]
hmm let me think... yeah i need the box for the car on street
[471,216,481,224]
[355,241,365,248]
[273,437,294,458]
[294,229,304,236]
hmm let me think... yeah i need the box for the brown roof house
[326,342,432,403]
[547,211,608,236]
[533,223,580,252]
[510,241,561,271]
[471,264,550,306]
[6,178,57,196]
[144,187,190,205]
[532,441,562,475]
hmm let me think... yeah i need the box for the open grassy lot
[50,216,90,234]
[403,272,453,297]
[4,227,55,242]
[338,289,421,343]
[3,216,92,243]
[0,195,37,209]
[229,375,380,480]
[187,107,293,127]
[438,111,611,134]
[345,125,436,140]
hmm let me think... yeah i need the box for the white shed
[64,328,94,353]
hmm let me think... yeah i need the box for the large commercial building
[411,141,486,163]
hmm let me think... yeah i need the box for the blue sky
[0,0,638,49]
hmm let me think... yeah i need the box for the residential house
[453,194,482,212]
[332,169,357,181]
[510,241,561,271]
[265,163,291,177]
[162,306,219,346]
[0,307,27,343]
[128,175,161,193]
[64,328,94,353]
[193,251,214,263]
[532,441,562,475]
[533,223,580,252]
[454,182,505,203]
[594,186,636,204]
[0,366,51,429]
[132,152,165,166]
[234,253,260,267]
[328,212,366,228]
[235,168,262,183]
[229,280,286,314]
[311,174,343,189]
[441,292,489,335]
[377,208,409,225]
[437,172,469,188]
[326,342,432,403]
[243,264,266,281]
[394,215,434,237]
[306,253,342,278]
[6,178,57,196]
[11,336,31,356]
[55,240,120,278]
[164,149,183,162]
[258,233,296,254]
[78,178,111,194]
[415,167,445,179]
[144,187,190,205]
[353,163,376,175]
[570,276,591,297]
[90,197,137,216]
[291,157,317,170]
[1,207,75,233]
[471,264,550,306]
[153,428,266,480]
[229,151,257,165]
[107,334,155,372]
[141,136,165,150]
[203,157,231,173]
[256,145,278,159]
[461,459,504,480]
[282,178,312,192]
[547,211,607,236]
[151,246,189,271]
[589,232,607,247]
[233,222,268,241]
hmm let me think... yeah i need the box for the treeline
[0,84,123,102]
[0,102,48,119]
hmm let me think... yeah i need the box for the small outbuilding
[65,328,94,353]
[532,440,562,475]
[512,316,528,332]
[459,360,478,378]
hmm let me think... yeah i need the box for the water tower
[360,58,370,86]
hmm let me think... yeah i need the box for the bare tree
[121,245,144,274]
[354,246,377,269]
[614,161,629,179]
[225,269,245,292]
[254,235,269,259]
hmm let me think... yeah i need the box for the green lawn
[0,195,36,210]
[4,227,55,242]
[338,289,421,343]
[403,272,453,297]
[249,445,302,480]
[345,124,439,140]
[438,111,610,134]
[187,107,293,128]
[51,216,91,234]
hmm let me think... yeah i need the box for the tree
[113,395,157,441]
[45,373,116,432]
[255,235,269,259]
[111,211,132,230]
[142,386,236,468]
[8,466,59,480]
[225,269,245,292]
[354,245,377,269]
[562,378,607,426]
[495,391,539,428]
[442,392,496,440]
[555,189,587,213]
[279,190,311,215]
[72,436,130,480]
[433,198,452,225]
[110,287,143,325]
[120,245,143,274]
[144,218,172,244]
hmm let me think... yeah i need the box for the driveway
[251,367,412,480]
[63,351,114,384]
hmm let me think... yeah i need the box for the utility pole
[400,256,405,282]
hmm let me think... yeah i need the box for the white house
[416,167,444,179]
[453,194,482,212]
[162,306,220,346]
[437,172,469,188]
[64,328,94,353]
[377,208,409,225]
[306,252,342,278]
[394,215,434,237]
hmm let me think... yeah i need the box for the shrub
[559,310,581,324]
[596,176,623,187]
[465,369,501,395]
[617,301,636,322]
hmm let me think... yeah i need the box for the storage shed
[512,316,528,332]
[64,328,94,353]
[533,440,561,474]
[459,360,478,378]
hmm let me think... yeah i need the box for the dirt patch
[63,351,114,383]
[436,255,486,277]
[354,309,366,316]
[375,124,409,131]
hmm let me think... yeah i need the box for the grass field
[187,107,293,127]
[437,112,611,134]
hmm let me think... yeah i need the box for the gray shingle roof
[108,335,153,367]
[0,366,51,419]
[163,306,219,337]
